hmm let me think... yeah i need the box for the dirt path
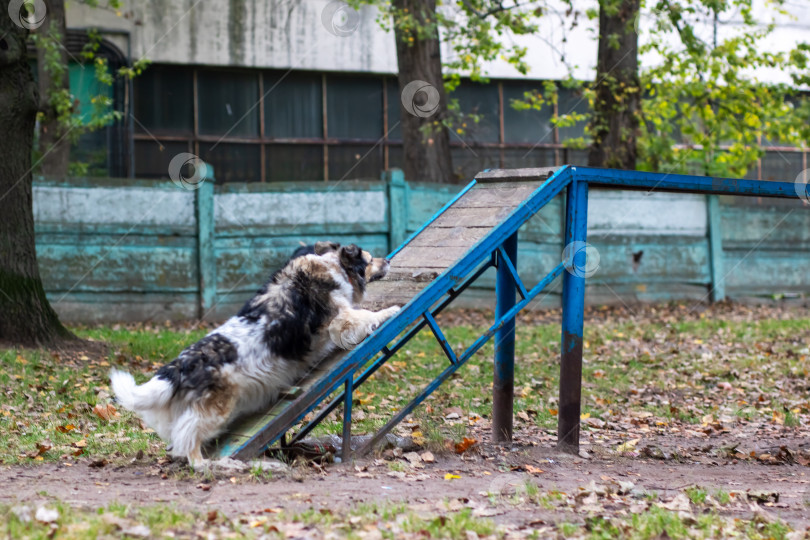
[3,435,809,532]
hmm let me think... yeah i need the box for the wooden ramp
[208,168,558,460]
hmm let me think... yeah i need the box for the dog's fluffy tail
[110,369,174,412]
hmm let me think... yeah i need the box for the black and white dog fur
[111,242,399,467]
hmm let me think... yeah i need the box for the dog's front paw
[383,305,401,318]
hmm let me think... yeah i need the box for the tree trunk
[0,3,74,346]
[587,0,641,170]
[36,0,71,179]
[392,0,454,183]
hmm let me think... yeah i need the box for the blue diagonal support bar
[497,244,528,300]
[423,311,458,365]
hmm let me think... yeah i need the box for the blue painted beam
[577,167,800,199]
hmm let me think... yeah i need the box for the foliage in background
[638,0,810,177]
[512,0,810,177]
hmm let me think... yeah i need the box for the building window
[132,66,805,183]
[197,70,260,138]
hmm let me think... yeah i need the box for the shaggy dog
[110,242,399,467]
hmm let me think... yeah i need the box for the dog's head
[290,241,340,260]
[338,244,390,299]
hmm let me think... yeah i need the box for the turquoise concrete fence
[33,171,810,322]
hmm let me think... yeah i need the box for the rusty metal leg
[342,375,353,462]
[493,232,518,443]
[558,178,589,454]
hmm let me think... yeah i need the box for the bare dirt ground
[2,430,809,534]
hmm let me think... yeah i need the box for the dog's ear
[339,244,362,266]
[314,241,340,255]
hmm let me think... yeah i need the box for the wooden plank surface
[407,226,492,248]
[360,281,430,310]
[431,206,515,228]
[450,183,541,207]
[391,246,473,269]
[475,167,558,182]
[365,179,546,308]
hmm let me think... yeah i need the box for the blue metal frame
[227,165,806,459]
[493,233,518,442]
[558,178,589,451]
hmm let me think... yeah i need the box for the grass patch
[0,308,808,464]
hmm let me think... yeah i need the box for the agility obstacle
[209,166,804,460]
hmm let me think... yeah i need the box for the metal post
[493,232,518,443]
[558,178,589,453]
[341,375,353,462]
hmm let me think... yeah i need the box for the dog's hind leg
[170,409,227,470]
[328,305,401,350]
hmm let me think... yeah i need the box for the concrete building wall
[66,0,809,83]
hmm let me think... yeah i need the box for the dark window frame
[133,67,808,182]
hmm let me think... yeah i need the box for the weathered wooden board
[360,281,430,311]
[382,267,443,282]
[391,246,475,269]
[407,183,462,231]
[407,226,492,248]
[431,206,516,228]
[450,183,541,208]
[46,291,199,322]
[475,167,557,182]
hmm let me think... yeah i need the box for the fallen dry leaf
[454,437,477,454]
[93,404,119,422]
